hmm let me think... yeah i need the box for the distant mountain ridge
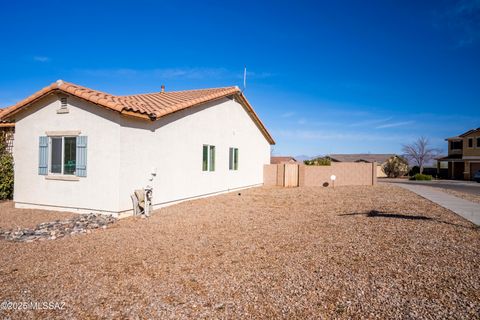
[294,155,311,161]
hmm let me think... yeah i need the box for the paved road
[380,178,480,196]
[395,183,480,225]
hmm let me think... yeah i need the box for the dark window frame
[468,138,473,148]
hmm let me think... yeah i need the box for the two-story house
[438,127,480,180]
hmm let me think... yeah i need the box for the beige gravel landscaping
[0,201,77,229]
[0,185,479,319]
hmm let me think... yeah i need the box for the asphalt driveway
[381,178,480,195]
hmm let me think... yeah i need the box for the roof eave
[235,92,275,145]
[0,83,150,121]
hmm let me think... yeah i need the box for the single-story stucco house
[0,80,274,216]
[327,154,406,178]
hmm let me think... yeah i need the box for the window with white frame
[202,145,215,171]
[229,147,239,170]
[50,136,77,175]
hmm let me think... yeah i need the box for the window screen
[64,137,76,175]
[51,137,62,174]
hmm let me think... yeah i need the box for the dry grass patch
[0,185,479,319]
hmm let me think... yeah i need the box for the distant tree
[382,156,409,178]
[402,137,440,174]
[304,157,331,166]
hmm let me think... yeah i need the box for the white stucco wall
[118,97,271,212]
[12,94,271,215]
[13,95,121,213]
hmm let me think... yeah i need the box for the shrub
[304,157,331,166]
[408,166,420,176]
[0,134,14,200]
[409,173,432,181]
[382,156,409,178]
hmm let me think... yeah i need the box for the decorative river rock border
[0,213,117,242]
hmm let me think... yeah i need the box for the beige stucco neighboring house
[437,127,480,180]
[0,80,274,216]
[327,154,405,178]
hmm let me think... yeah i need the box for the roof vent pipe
[161,85,165,93]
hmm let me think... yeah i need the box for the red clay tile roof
[0,80,274,144]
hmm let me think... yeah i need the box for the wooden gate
[284,164,299,187]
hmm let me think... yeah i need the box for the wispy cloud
[280,111,296,118]
[433,0,480,47]
[244,71,275,79]
[376,121,415,129]
[33,56,50,62]
[153,67,230,79]
[76,67,274,81]
[297,118,307,125]
[275,129,414,142]
[349,117,392,127]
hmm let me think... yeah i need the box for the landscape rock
[0,213,116,242]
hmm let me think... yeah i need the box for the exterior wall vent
[57,96,69,114]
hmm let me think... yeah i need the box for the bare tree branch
[402,137,441,174]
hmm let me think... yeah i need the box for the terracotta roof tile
[0,80,274,144]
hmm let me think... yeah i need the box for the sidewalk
[396,183,480,226]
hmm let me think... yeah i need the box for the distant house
[437,128,480,180]
[0,80,274,215]
[271,156,297,164]
[327,154,405,178]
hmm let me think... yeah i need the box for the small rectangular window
[50,136,76,175]
[64,137,77,174]
[450,141,462,150]
[229,147,239,170]
[229,148,234,170]
[202,144,215,171]
[477,137,480,148]
[51,137,62,174]
[202,145,208,171]
[468,138,473,148]
[209,145,215,171]
[234,148,239,170]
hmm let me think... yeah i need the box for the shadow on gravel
[340,210,432,220]
[340,210,479,230]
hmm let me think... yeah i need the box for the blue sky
[0,0,479,157]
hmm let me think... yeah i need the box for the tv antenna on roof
[242,65,247,93]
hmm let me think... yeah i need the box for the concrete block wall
[264,162,377,187]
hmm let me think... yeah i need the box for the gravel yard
[0,201,77,229]
[0,185,479,319]
[441,188,480,205]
